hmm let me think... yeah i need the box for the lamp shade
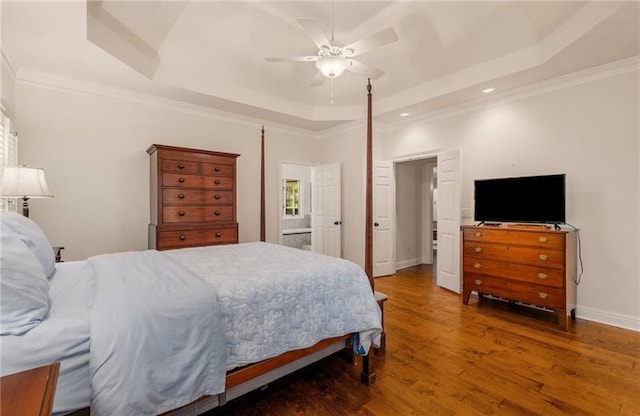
[0,166,53,198]
[315,55,351,78]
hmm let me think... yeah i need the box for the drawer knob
[474,263,482,269]
[474,246,483,253]
[178,193,185,199]
[178,163,185,169]
[178,211,186,217]
[179,234,186,240]
[474,232,482,237]
[475,279,482,286]
[214,166,221,172]
[214,194,221,200]
[215,232,222,238]
[214,211,221,216]
[538,254,548,261]
[538,292,548,299]
[537,273,548,280]
[538,236,548,243]
[178,177,185,183]
[215,179,221,185]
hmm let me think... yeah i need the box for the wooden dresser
[461,225,577,330]
[147,144,240,250]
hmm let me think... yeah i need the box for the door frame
[389,149,460,286]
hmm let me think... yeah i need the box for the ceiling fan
[265,17,399,86]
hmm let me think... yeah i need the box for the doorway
[379,150,461,293]
[394,157,438,270]
[280,163,312,251]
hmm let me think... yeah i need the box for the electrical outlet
[461,208,472,219]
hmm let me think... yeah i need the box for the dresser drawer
[463,228,564,249]
[157,226,238,249]
[463,242,564,269]
[163,189,234,205]
[163,173,233,189]
[463,257,564,288]
[156,148,238,165]
[464,274,565,309]
[161,159,199,174]
[201,163,234,177]
[163,206,234,223]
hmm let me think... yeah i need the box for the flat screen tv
[474,174,566,224]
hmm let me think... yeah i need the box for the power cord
[562,222,583,285]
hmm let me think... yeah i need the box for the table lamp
[0,166,54,217]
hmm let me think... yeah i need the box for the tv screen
[474,174,565,224]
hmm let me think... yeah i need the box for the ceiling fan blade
[348,59,385,80]
[265,56,318,62]
[310,71,326,87]
[297,18,332,50]
[343,28,398,57]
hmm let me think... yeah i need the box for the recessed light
[482,88,496,94]
[400,112,409,117]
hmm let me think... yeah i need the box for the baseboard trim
[576,306,640,332]
[395,258,422,270]
[421,256,434,265]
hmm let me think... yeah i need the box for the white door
[374,161,395,277]
[312,163,341,257]
[436,149,461,293]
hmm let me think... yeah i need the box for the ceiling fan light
[315,56,351,78]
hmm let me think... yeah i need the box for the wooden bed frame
[163,79,378,415]
[71,80,377,416]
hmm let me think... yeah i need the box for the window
[0,108,18,212]
[283,179,302,217]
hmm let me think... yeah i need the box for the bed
[0,81,381,416]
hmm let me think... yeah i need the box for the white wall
[16,82,319,261]
[382,72,640,330]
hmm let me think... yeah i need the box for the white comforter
[75,243,381,415]
[165,242,382,369]
[88,250,227,416]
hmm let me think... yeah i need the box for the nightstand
[0,363,60,416]
[52,246,64,263]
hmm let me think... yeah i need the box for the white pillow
[0,231,51,335]
[0,212,55,279]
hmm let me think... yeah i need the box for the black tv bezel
[473,173,566,225]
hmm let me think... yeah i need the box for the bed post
[260,126,266,242]
[361,79,376,386]
[364,79,374,291]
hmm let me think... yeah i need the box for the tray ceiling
[3,1,639,131]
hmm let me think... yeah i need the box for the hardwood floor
[206,263,640,416]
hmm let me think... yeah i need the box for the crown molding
[385,56,640,130]
[1,27,18,79]
[15,68,323,140]
[12,54,639,140]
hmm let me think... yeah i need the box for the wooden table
[0,363,60,416]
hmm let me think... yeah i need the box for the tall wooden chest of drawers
[147,144,240,250]
[461,225,577,330]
